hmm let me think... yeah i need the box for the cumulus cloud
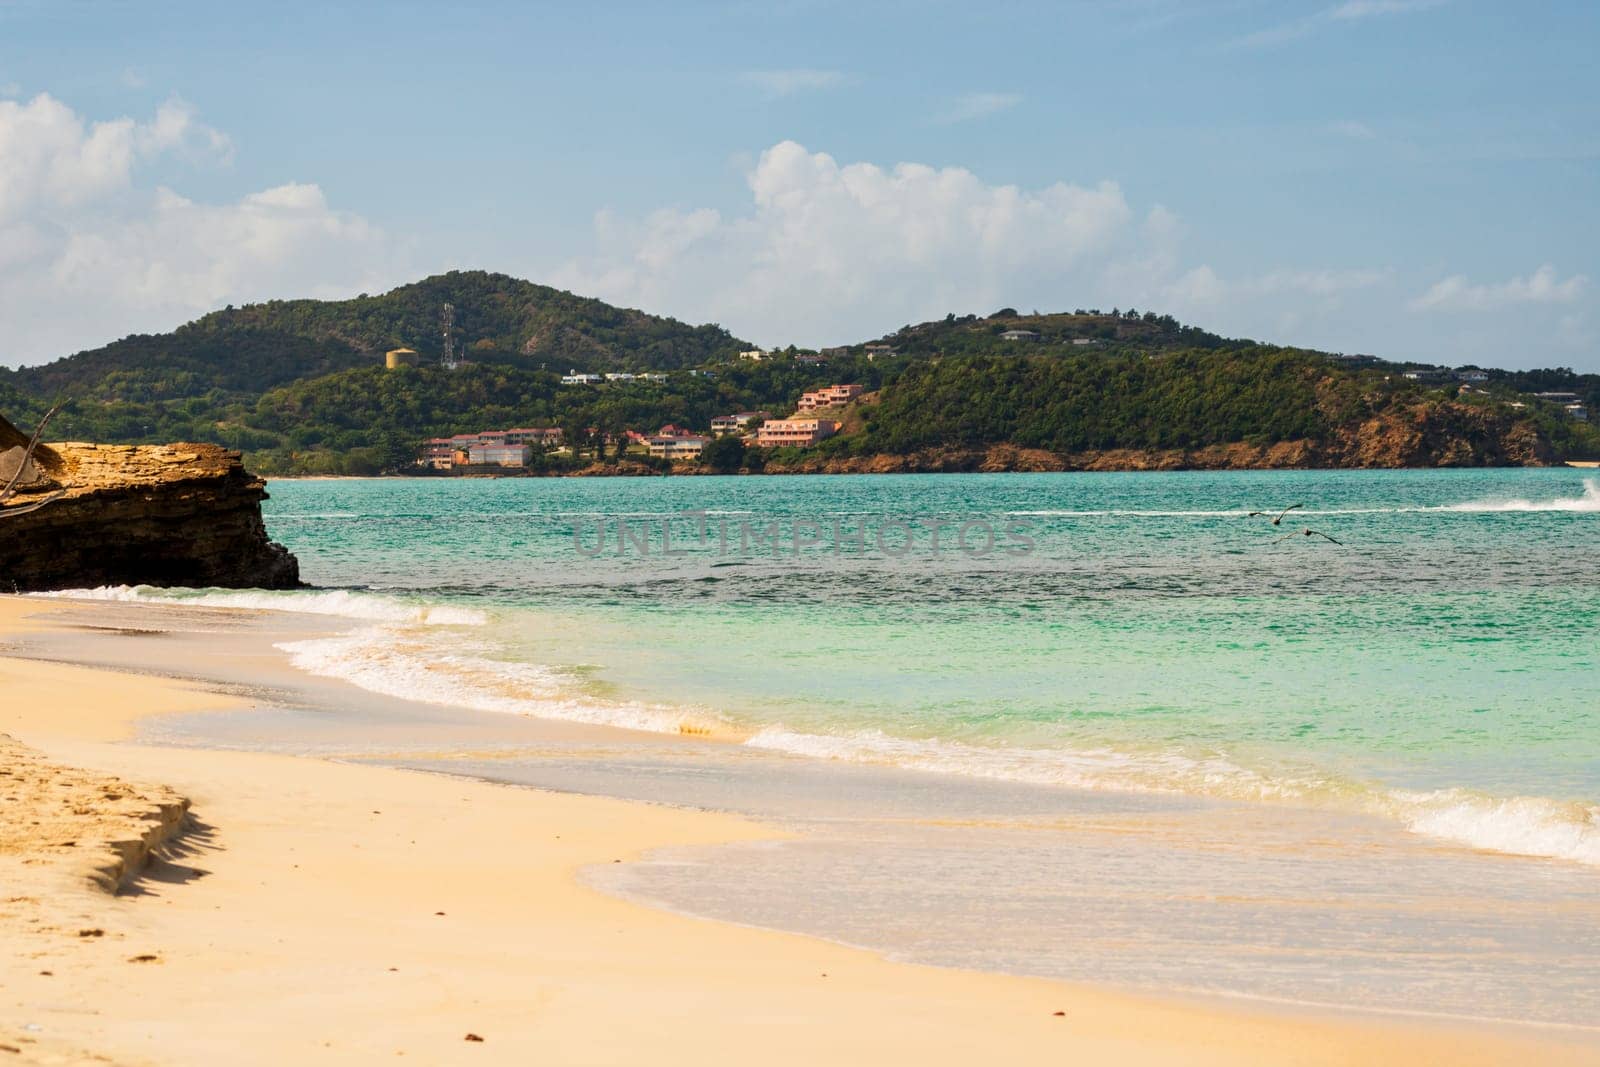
[544,139,1589,365]
[741,69,850,98]
[1407,265,1588,311]
[556,140,1416,350]
[935,92,1022,124]
[556,140,1258,346]
[0,93,398,366]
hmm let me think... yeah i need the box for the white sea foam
[82,579,1587,870]
[750,729,1600,867]
[745,726,1325,803]
[275,628,725,737]
[1003,480,1600,518]
[1432,477,1600,513]
[1389,789,1600,867]
[34,585,489,626]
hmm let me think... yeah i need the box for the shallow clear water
[38,469,1600,1025]
[80,468,1600,868]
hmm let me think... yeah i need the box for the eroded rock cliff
[0,435,299,592]
[763,400,1556,475]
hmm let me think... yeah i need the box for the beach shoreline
[1,593,1596,1065]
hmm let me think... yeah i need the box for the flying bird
[1247,503,1304,526]
[1273,528,1342,545]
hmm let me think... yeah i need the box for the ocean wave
[34,585,489,626]
[1389,789,1600,866]
[1002,480,1600,517]
[745,726,1334,801]
[276,628,728,737]
[1432,477,1600,513]
[252,612,1600,870]
[746,728,1600,867]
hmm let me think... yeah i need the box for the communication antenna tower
[441,302,457,369]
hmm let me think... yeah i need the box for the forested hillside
[1,271,746,408]
[2,271,1596,473]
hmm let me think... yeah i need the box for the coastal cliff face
[765,401,1555,475]
[0,438,299,592]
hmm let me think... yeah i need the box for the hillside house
[646,435,708,460]
[419,438,456,470]
[796,384,864,412]
[502,427,563,447]
[712,411,770,435]
[757,418,838,448]
[465,443,532,467]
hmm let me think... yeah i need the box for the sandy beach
[1,594,1596,1065]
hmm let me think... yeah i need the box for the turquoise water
[100,469,1600,865]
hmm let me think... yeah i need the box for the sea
[55,469,1600,1026]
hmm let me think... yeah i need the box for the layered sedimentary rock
[0,434,299,592]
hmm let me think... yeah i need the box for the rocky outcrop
[764,401,1556,475]
[0,438,299,592]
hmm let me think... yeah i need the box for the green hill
[2,274,1596,474]
[2,270,748,408]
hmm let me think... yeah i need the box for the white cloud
[555,139,1410,350]
[1330,0,1447,19]
[935,92,1022,124]
[1154,265,1394,344]
[1329,119,1375,139]
[0,93,399,366]
[1408,265,1589,311]
[557,140,1208,346]
[741,69,849,98]
[1233,0,1448,47]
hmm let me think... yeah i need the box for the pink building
[796,384,864,412]
[756,418,838,448]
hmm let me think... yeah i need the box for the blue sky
[2,0,1596,369]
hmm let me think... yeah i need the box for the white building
[561,371,604,385]
[738,349,768,362]
[645,435,708,460]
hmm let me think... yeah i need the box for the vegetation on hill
[853,307,1244,361]
[2,275,1596,473]
[0,271,747,409]
[842,348,1326,454]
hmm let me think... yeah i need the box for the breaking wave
[1434,478,1600,513]
[270,621,1600,869]
[1004,480,1600,518]
[33,585,491,626]
[38,583,1600,869]
[276,627,730,738]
